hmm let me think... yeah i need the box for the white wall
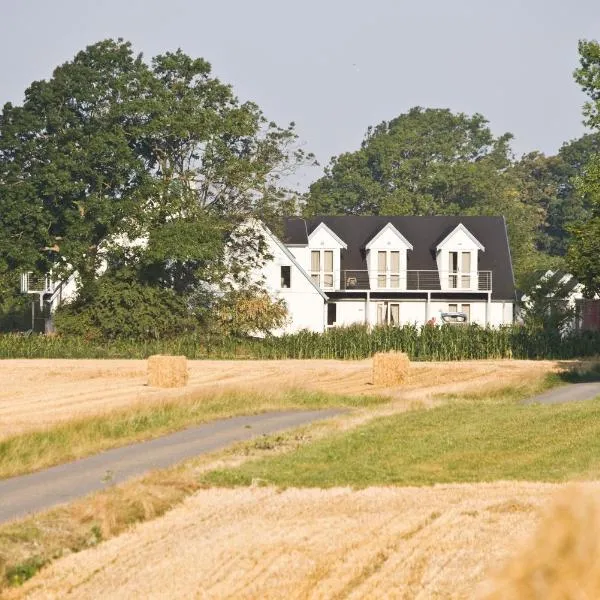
[330,298,514,329]
[260,232,326,335]
[333,300,367,327]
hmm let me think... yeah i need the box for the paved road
[0,409,343,524]
[523,381,600,405]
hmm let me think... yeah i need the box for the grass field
[203,387,600,488]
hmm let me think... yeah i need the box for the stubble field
[0,357,558,438]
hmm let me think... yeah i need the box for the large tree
[304,107,543,281]
[566,40,600,297]
[0,39,309,336]
[511,133,600,257]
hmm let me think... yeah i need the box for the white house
[261,215,516,334]
[21,215,516,335]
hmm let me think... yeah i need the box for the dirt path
[0,409,343,524]
[0,358,559,439]
[11,481,597,600]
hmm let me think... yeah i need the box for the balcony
[331,270,492,292]
[20,272,56,295]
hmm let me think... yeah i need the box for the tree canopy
[0,39,310,336]
[566,39,600,298]
[304,107,562,281]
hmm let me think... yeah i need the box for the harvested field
[9,481,596,600]
[0,358,559,439]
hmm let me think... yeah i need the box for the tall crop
[1,325,599,361]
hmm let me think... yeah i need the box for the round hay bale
[479,486,600,599]
[372,351,410,386]
[147,355,188,388]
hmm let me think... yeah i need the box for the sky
[1,0,600,190]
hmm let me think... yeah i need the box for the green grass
[0,389,387,479]
[202,391,600,488]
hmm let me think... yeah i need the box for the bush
[54,275,195,341]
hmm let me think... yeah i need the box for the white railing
[20,272,56,295]
[336,270,492,292]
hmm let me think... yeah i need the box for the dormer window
[366,223,413,291]
[436,223,484,292]
[311,250,334,289]
[307,223,346,290]
[377,251,400,288]
[449,251,471,289]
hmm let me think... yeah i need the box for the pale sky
[1,0,599,189]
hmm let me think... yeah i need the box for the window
[327,303,337,326]
[461,253,471,288]
[376,302,400,326]
[311,251,320,285]
[311,250,334,289]
[445,303,470,324]
[377,303,386,325]
[377,251,386,287]
[461,303,470,322]
[390,252,400,288]
[280,265,291,289]
[377,251,401,288]
[449,251,472,289]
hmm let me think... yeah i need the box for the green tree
[511,133,600,257]
[567,40,600,297]
[1,40,306,335]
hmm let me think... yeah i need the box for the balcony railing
[333,270,492,292]
[20,272,56,295]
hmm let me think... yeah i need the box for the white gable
[365,223,413,250]
[436,223,484,251]
[308,222,347,249]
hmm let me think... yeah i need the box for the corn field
[1,325,599,361]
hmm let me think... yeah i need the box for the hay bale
[372,351,410,386]
[147,355,188,388]
[480,486,600,599]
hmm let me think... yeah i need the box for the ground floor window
[376,302,400,326]
[446,303,470,323]
[327,303,337,326]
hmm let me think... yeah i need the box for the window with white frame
[447,303,470,323]
[448,252,472,289]
[311,250,334,289]
[376,302,400,326]
[376,251,400,289]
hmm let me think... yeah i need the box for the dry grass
[372,351,410,386]
[479,486,600,599]
[147,355,188,388]
[9,482,599,600]
[0,358,560,439]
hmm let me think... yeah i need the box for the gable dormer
[435,223,484,291]
[365,223,413,290]
[308,222,346,290]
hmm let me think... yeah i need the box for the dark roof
[283,216,515,300]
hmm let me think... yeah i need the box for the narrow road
[523,381,600,405]
[0,409,343,524]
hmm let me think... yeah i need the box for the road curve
[0,409,343,524]
[523,381,600,405]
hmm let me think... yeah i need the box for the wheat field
[0,358,558,438]
[9,481,597,600]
